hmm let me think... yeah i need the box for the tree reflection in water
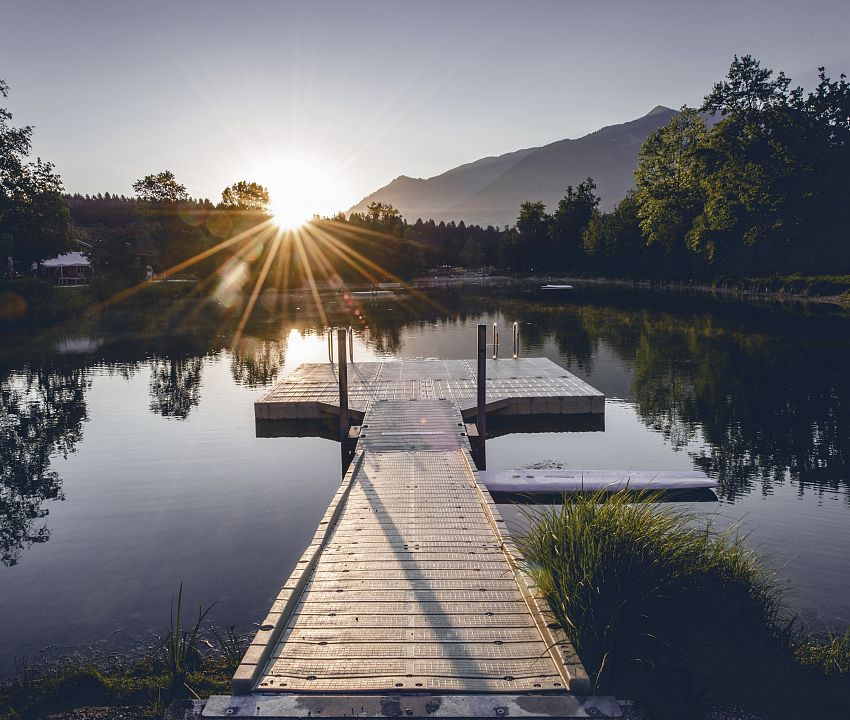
[1,286,848,568]
[230,336,288,387]
[505,294,850,503]
[0,366,88,566]
[148,357,202,419]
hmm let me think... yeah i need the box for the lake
[1,283,849,676]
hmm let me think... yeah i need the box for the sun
[261,152,345,230]
[270,203,313,231]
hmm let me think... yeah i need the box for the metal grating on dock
[255,358,604,420]
[233,397,588,695]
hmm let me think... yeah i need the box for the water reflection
[0,286,848,569]
[499,293,850,502]
[0,365,88,565]
[230,336,288,388]
[149,356,203,419]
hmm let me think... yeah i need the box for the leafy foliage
[132,170,189,203]
[517,492,850,717]
[219,180,271,211]
[0,79,70,271]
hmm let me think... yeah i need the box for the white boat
[541,284,573,290]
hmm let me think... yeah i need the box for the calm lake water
[1,283,849,676]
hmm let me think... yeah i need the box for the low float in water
[541,283,574,290]
[480,468,718,502]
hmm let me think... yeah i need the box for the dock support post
[337,327,350,475]
[476,323,487,470]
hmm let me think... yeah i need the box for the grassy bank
[0,587,245,720]
[0,279,93,326]
[555,273,850,307]
[519,492,850,718]
[0,655,231,719]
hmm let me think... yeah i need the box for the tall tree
[583,192,645,272]
[219,180,271,211]
[549,178,600,269]
[694,55,802,266]
[0,79,70,272]
[132,170,188,203]
[634,108,707,255]
[512,200,550,270]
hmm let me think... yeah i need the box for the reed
[163,583,215,694]
[796,627,850,678]
[518,491,785,710]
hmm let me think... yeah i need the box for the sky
[2,0,849,219]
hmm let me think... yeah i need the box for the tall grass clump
[796,628,850,678]
[163,583,215,694]
[519,492,786,712]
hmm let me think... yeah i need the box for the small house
[41,252,93,286]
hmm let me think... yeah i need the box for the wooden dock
[204,355,619,718]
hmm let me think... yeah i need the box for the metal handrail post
[477,324,487,469]
[337,328,349,475]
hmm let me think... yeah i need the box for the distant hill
[349,106,677,227]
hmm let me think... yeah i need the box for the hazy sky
[3,0,849,216]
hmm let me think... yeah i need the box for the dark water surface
[2,284,849,675]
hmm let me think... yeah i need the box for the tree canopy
[0,79,70,272]
[219,180,271,212]
[132,170,188,203]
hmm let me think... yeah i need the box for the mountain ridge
[349,106,677,226]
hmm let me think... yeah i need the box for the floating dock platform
[254,358,605,422]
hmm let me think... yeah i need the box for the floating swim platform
[480,469,716,495]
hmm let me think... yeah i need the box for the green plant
[796,627,850,678]
[163,584,215,695]
[209,625,243,672]
[518,491,784,711]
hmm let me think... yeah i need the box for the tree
[0,79,70,272]
[583,192,645,272]
[132,170,188,203]
[513,200,550,270]
[634,108,708,255]
[549,178,600,269]
[702,54,792,118]
[219,180,271,212]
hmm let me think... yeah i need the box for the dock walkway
[212,357,617,718]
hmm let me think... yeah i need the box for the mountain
[349,106,677,227]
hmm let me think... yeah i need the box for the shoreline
[537,274,850,309]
